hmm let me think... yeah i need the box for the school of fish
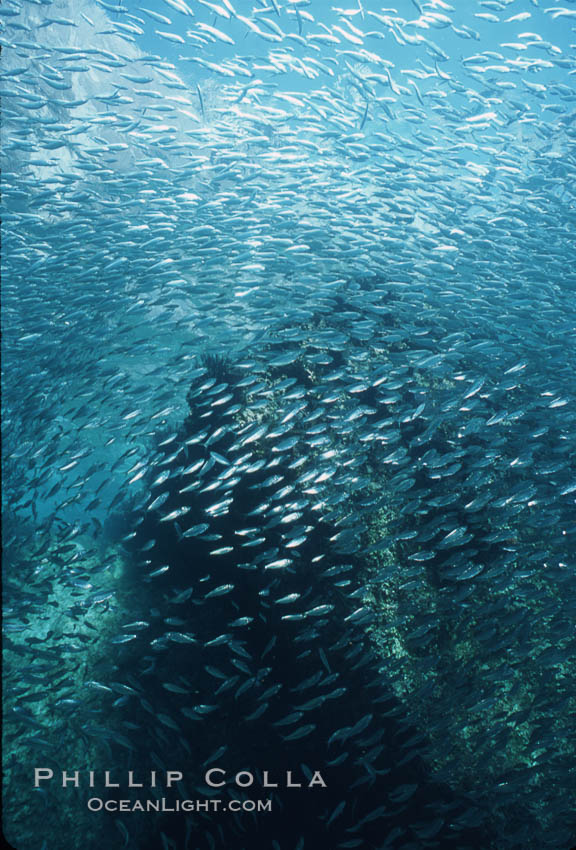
[2,0,576,849]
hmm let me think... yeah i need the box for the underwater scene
[2,0,576,849]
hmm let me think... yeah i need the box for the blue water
[2,1,576,849]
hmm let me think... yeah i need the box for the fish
[2,2,575,850]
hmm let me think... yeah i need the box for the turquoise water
[2,1,576,848]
